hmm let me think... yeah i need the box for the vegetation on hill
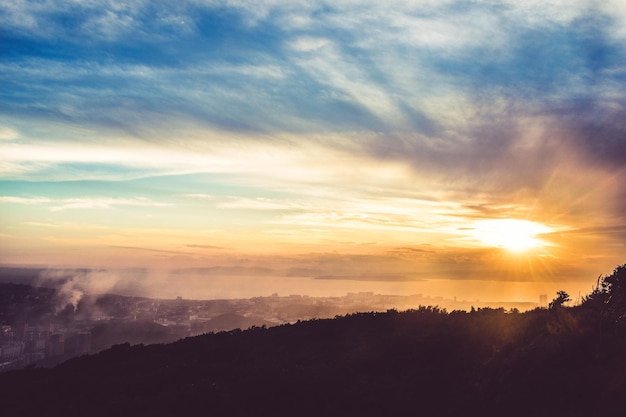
[0,265,625,417]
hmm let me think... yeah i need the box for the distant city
[1,281,543,372]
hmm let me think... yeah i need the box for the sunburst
[470,219,551,252]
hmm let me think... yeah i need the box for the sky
[1,0,625,302]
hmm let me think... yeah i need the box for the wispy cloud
[20,222,63,228]
[185,244,227,250]
[0,127,19,141]
[109,245,191,255]
[0,196,52,205]
[2,0,623,137]
[0,196,170,211]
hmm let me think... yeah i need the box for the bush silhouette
[583,264,626,320]
[549,290,570,309]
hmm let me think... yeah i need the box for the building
[75,333,92,355]
[48,334,65,356]
[1,341,25,361]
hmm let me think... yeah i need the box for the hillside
[1,265,625,417]
[0,305,625,416]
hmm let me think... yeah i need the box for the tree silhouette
[583,264,626,320]
[549,290,570,309]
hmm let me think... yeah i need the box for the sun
[470,219,551,252]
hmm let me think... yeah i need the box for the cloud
[0,196,52,205]
[288,37,331,52]
[0,195,171,211]
[20,221,63,228]
[182,193,214,200]
[216,197,313,211]
[314,273,418,282]
[186,244,226,250]
[110,246,191,255]
[1,0,625,291]
[50,197,171,211]
[0,127,19,141]
[2,0,622,138]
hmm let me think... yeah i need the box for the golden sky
[1,1,625,301]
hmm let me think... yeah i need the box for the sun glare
[471,219,551,252]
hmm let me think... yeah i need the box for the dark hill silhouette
[1,264,625,417]
[89,320,188,352]
[203,312,272,332]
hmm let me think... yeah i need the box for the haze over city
[1,0,625,303]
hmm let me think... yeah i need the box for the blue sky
[1,0,625,300]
